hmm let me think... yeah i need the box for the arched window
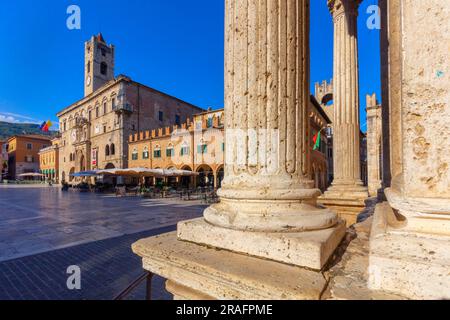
[153,145,161,158]
[142,147,149,159]
[110,144,115,155]
[100,62,108,76]
[180,142,190,156]
[105,145,110,156]
[166,143,175,157]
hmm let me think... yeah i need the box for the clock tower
[84,33,115,97]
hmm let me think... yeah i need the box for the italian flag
[313,131,321,151]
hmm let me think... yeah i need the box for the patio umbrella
[70,171,100,177]
[18,173,44,177]
[96,168,198,177]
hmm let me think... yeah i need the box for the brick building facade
[56,34,203,183]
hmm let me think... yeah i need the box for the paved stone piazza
[0,185,206,300]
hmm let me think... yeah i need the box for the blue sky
[0,0,380,132]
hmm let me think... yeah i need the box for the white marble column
[320,0,368,224]
[203,0,338,232]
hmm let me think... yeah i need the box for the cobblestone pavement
[0,226,176,300]
[0,187,206,262]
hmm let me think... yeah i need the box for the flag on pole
[313,131,321,151]
[40,120,53,132]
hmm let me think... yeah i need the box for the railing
[113,103,133,113]
[114,272,154,300]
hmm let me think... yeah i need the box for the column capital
[328,0,362,19]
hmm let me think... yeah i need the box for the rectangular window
[154,150,161,158]
[175,115,181,126]
[166,148,175,157]
[26,143,32,150]
[207,118,213,128]
[132,153,138,161]
[112,98,116,110]
[180,146,190,156]
[197,144,207,154]
[103,102,107,115]
[158,111,164,122]
[143,151,149,159]
[221,143,225,152]
[96,107,99,118]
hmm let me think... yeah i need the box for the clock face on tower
[86,76,91,86]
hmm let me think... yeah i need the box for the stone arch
[321,93,333,106]
[69,167,75,182]
[105,163,115,170]
[179,165,193,188]
[196,164,214,188]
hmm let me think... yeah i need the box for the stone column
[320,0,368,225]
[177,0,345,270]
[369,0,450,299]
[366,94,382,197]
[200,0,336,233]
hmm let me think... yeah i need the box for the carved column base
[177,218,346,270]
[368,202,450,299]
[319,184,369,225]
[132,232,329,300]
[204,187,339,233]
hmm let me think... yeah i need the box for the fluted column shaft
[223,0,310,188]
[329,0,363,186]
[204,0,338,232]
